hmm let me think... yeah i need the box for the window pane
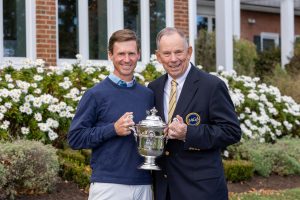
[58,0,79,58]
[263,38,275,51]
[197,16,208,32]
[124,0,141,53]
[3,0,26,57]
[150,0,166,54]
[89,0,107,60]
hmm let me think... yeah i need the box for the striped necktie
[168,79,177,124]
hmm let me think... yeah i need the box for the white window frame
[0,0,36,65]
[57,0,173,70]
[260,32,279,51]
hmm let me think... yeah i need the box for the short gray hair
[156,27,188,50]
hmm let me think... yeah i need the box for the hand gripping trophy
[129,107,166,170]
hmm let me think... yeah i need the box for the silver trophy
[130,107,167,170]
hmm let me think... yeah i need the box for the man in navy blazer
[148,27,242,200]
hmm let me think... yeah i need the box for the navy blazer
[148,64,242,200]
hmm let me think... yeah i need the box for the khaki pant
[88,182,152,200]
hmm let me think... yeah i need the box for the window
[124,0,141,39]
[150,0,166,54]
[197,15,215,33]
[57,0,171,65]
[88,0,107,60]
[3,0,26,57]
[0,0,36,63]
[58,0,79,59]
[260,32,279,51]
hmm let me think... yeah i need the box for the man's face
[156,33,192,79]
[109,40,140,81]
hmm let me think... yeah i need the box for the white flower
[21,127,30,135]
[31,83,37,88]
[34,113,43,122]
[196,65,203,69]
[46,118,59,128]
[0,105,7,114]
[48,129,58,141]
[134,73,145,81]
[259,138,265,143]
[0,120,10,130]
[76,54,82,60]
[35,59,45,67]
[0,113,4,120]
[8,83,14,89]
[98,74,107,80]
[217,65,224,72]
[38,123,49,132]
[37,67,44,73]
[34,88,42,94]
[4,102,12,109]
[84,67,96,74]
[33,75,43,81]
[223,150,229,158]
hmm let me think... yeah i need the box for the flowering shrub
[0,59,109,146]
[0,57,299,145]
[213,70,300,143]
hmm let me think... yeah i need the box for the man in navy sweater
[68,29,154,200]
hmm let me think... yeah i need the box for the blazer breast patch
[185,112,201,126]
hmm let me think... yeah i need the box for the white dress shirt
[163,63,192,122]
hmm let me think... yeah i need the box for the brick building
[0,0,299,69]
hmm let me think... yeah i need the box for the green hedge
[58,148,91,189]
[230,138,300,177]
[223,160,254,182]
[0,140,59,199]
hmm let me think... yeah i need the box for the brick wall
[36,0,57,66]
[174,0,189,38]
[241,10,300,42]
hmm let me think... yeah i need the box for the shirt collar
[108,73,136,87]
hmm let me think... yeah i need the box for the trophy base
[138,163,161,171]
[139,156,161,170]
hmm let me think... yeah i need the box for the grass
[230,188,300,200]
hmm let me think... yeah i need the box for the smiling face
[156,32,192,79]
[109,40,140,82]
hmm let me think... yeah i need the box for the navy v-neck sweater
[68,78,154,184]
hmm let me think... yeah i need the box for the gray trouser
[88,182,152,200]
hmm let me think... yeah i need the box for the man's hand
[114,112,135,136]
[166,115,187,141]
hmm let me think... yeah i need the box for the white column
[141,0,150,64]
[166,0,174,27]
[188,0,197,64]
[232,0,240,39]
[215,0,233,71]
[281,0,294,68]
[107,0,123,38]
[78,1,89,61]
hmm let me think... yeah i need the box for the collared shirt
[108,73,135,88]
[163,63,192,122]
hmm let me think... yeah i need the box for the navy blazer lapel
[156,74,168,122]
[174,65,199,116]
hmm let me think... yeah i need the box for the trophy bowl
[130,107,166,170]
